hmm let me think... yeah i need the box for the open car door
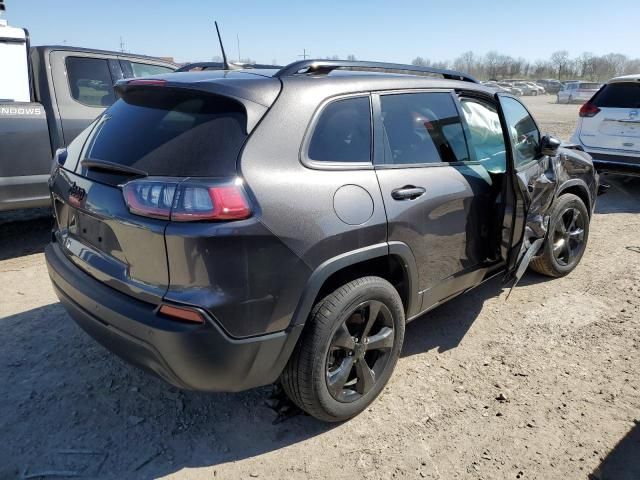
[496,94,560,293]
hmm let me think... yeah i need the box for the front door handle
[391,185,426,200]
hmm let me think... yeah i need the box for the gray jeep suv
[46,60,599,422]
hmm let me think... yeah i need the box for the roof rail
[274,59,477,83]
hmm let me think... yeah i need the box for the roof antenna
[215,21,238,71]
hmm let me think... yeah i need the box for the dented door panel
[496,94,560,284]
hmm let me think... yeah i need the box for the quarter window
[66,57,115,108]
[380,92,469,165]
[459,98,506,173]
[500,97,540,168]
[308,96,371,163]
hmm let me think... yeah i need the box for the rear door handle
[391,185,426,200]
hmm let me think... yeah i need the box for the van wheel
[530,194,590,277]
[281,276,405,422]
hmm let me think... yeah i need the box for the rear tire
[281,276,405,422]
[530,194,590,277]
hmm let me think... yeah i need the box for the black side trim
[0,36,26,44]
[290,242,420,326]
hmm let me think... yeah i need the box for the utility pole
[119,36,126,53]
[298,49,309,60]
[237,34,241,63]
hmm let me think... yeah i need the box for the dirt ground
[1,95,639,480]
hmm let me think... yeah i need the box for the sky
[3,0,639,65]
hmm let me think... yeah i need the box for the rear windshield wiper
[81,159,148,178]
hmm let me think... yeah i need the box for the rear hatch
[574,82,601,102]
[50,84,256,304]
[579,81,640,153]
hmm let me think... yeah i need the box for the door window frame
[371,88,478,169]
[455,89,512,168]
[495,93,544,172]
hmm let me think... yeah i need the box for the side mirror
[540,135,561,156]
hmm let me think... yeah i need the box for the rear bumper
[45,241,302,392]
[590,152,640,177]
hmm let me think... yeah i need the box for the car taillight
[579,102,601,118]
[122,178,251,221]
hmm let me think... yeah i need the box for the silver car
[557,81,602,104]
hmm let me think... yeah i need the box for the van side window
[380,92,469,165]
[66,57,116,108]
[459,98,506,173]
[308,97,371,163]
[131,62,174,77]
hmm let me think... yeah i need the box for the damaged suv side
[46,60,598,422]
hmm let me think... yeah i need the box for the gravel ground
[1,95,639,480]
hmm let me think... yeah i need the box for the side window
[459,98,507,173]
[66,57,115,108]
[131,62,174,77]
[380,92,469,165]
[500,97,540,168]
[308,96,371,163]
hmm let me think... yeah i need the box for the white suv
[570,75,640,176]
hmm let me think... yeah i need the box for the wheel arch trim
[555,178,592,215]
[289,242,420,327]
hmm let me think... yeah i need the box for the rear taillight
[122,178,251,221]
[579,102,601,118]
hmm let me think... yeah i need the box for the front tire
[281,276,405,422]
[530,194,590,277]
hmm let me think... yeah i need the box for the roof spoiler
[274,59,477,83]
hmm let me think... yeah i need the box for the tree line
[411,51,640,82]
[212,50,639,82]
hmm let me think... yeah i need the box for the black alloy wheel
[325,300,394,402]
[552,206,586,266]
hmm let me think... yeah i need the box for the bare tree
[485,51,500,79]
[550,50,571,80]
[411,56,430,67]
[407,50,640,82]
[347,54,357,61]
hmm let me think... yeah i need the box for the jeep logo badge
[68,182,86,207]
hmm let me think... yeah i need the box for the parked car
[496,82,523,96]
[525,81,546,95]
[512,81,539,96]
[536,79,563,94]
[46,59,599,422]
[481,81,514,94]
[0,20,176,211]
[557,81,602,104]
[569,74,640,176]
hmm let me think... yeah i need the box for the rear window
[82,88,247,177]
[592,82,640,108]
[578,82,601,90]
